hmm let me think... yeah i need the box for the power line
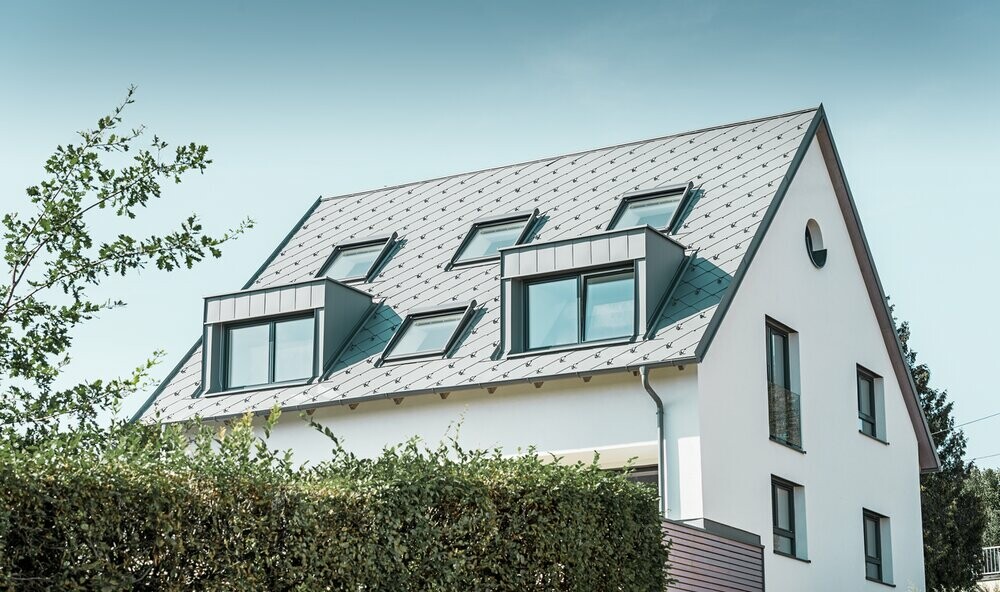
[971,452,1000,463]
[932,410,1000,436]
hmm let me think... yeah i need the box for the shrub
[0,414,668,591]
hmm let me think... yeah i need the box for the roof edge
[693,108,825,360]
[692,106,939,473]
[320,107,822,203]
[813,115,940,473]
[129,337,203,424]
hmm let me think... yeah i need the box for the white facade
[253,136,928,591]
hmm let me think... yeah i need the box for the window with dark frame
[382,307,472,362]
[320,237,392,282]
[863,510,884,583]
[766,320,801,449]
[224,314,315,390]
[452,215,533,265]
[608,184,691,232]
[524,268,636,351]
[771,477,797,557]
[858,367,878,439]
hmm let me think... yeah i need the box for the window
[863,510,890,584]
[622,465,658,489]
[383,304,475,361]
[225,315,315,389]
[525,269,635,350]
[453,213,534,265]
[772,478,797,557]
[805,219,827,268]
[858,368,878,438]
[319,235,394,282]
[766,320,801,449]
[609,184,691,232]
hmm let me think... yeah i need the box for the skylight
[319,235,394,282]
[609,183,692,232]
[382,303,475,362]
[450,211,536,267]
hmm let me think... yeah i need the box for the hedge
[0,416,668,591]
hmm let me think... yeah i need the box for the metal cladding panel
[145,108,819,422]
[663,520,764,592]
[205,281,332,324]
[501,227,647,280]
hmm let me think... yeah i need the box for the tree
[897,320,986,590]
[967,467,1000,547]
[0,87,251,449]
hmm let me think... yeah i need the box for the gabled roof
[138,108,821,421]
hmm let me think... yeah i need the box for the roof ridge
[321,106,820,203]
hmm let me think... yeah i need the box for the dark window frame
[606,182,694,233]
[771,476,798,558]
[522,266,638,353]
[857,365,879,440]
[222,312,317,391]
[766,320,791,389]
[316,233,397,283]
[380,301,477,364]
[449,210,538,269]
[765,318,801,450]
[863,509,885,583]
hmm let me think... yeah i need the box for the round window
[805,219,826,268]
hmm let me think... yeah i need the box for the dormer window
[608,183,692,232]
[382,301,477,362]
[201,278,373,395]
[500,227,687,355]
[450,210,538,268]
[318,233,396,282]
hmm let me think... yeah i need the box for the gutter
[640,365,667,518]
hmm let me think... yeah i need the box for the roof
[139,108,822,423]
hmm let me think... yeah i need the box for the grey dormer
[499,226,687,354]
[201,278,373,394]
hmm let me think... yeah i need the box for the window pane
[584,272,635,342]
[864,516,880,558]
[456,219,526,261]
[775,486,793,530]
[774,533,794,555]
[866,561,881,581]
[768,329,788,388]
[274,316,314,382]
[227,323,270,388]
[527,278,579,349]
[325,242,384,280]
[858,376,874,416]
[390,312,464,357]
[613,193,682,229]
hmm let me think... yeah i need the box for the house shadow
[647,253,733,335]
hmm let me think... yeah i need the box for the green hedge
[0,418,667,591]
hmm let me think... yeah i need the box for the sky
[1,1,998,464]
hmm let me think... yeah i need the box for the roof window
[608,182,692,232]
[381,302,477,362]
[450,210,537,268]
[318,233,396,282]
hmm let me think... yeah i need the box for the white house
[137,107,939,591]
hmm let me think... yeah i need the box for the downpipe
[639,365,667,518]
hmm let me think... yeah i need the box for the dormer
[499,226,687,355]
[201,278,373,394]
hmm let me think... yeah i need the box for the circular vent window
[805,219,827,268]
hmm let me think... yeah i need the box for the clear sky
[2,1,998,464]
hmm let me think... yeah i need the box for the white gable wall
[697,136,925,590]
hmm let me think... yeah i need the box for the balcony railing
[768,383,801,450]
[984,546,1000,578]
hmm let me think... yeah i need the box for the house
[135,107,939,591]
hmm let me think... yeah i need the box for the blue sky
[2,1,998,463]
